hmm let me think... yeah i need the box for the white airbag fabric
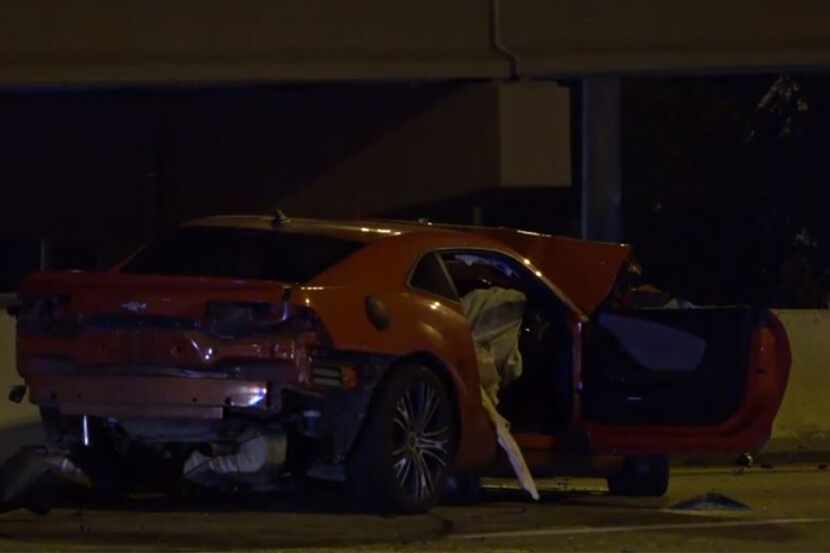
[462,287,538,500]
[461,287,526,405]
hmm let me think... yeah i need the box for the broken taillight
[16,295,73,335]
[204,301,284,339]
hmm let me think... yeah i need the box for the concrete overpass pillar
[282,82,572,221]
[581,77,623,242]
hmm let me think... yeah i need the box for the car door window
[440,249,573,434]
[439,250,553,302]
[409,252,459,301]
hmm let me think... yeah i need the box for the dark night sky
[622,73,830,307]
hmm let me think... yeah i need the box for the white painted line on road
[451,517,830,540]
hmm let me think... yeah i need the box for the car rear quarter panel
[305,232,513,469]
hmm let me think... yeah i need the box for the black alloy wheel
[347,365,456,514]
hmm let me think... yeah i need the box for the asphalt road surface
[0,465,829,552]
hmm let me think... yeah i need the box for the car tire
[606,455,669,497]
[346,364,456,514]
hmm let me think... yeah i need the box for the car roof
[183,214,514,244]
[185,214,633,318]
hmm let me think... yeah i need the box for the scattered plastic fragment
[670,492,751,512]
[0,446,91,515]
[736,452,754,467]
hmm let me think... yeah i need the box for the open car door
[578,306,790,455]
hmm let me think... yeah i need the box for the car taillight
[272,334,314,384]
[205,301,283,339]
[16,295,73,334]
[271,335,300,361]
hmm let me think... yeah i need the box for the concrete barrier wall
[0,311,42,462]
[0,309,825,462]
[767,309,830,456]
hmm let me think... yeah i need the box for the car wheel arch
[345,354,461,512]
[349,352,463,461]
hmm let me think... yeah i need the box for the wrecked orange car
[9,214,791,513]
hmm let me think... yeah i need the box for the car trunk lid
[19,271,289,320]
[14,271,322,375]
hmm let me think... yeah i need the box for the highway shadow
[5,474,669,516]
[0,479,453,551]
[478,481,669,512]
[2,475,794,551]
[19,478,357,515]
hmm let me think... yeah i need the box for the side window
[440,251,528,299]
[410,252,459,301]
[438,249,569,311]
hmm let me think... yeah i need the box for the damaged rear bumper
[28,373,270,419]
[26,349,392,462]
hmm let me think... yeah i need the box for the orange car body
[14,216,791,476]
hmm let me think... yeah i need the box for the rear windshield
[122,227,364,283]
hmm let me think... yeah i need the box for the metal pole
[581,77,623,242]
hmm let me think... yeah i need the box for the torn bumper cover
[182,431,287,491]
[17,343,393,498]
[0,447,90,514]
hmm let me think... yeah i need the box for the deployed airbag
[462,287,538,500]
[461,287,526,404]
